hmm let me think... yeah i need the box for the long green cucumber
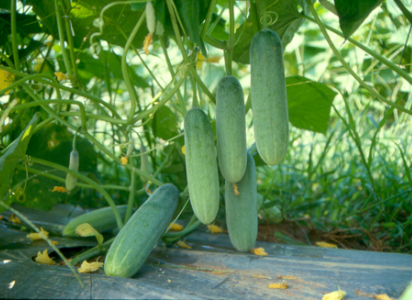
[250,29,289,165]
[104,184,179,278]
[62,205,128,236]
[225,152,257,252]
[216,76,247,183]
[184,108,220,225]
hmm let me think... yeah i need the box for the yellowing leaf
[10,214,21,224]
[375,294,392,300]
[176,240,192,249]
[252,247,268,256]
[169,223,184,231]
[181,145,185,155]
[144,32,153,55]
[316,241,338,248]
[35,249,56,265]
[322,290,346,300]
[207,224,223,234]
[78,260,103,273]
[54,72,68,81]
[121,156,128,165]
[0,69,15,94]
[268,281,287,289]
[233,183,239,196]
[27,227,49,241]
[75,223,104,245]
[52,186,67,193]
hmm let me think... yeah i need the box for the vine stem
[227,0,235,75]
[11,0,20,70]
[69,237,115,266]
[305,0,412,115]
[54,0,72,77]
[201,0,217,41]
[122,12,146,124]
[29,157,124,230]
[60,0,79,82]
[0,201,83,287]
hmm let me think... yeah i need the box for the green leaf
[287,76,336,134]
[335,0,384,39]
[152,106,180,140]
[0,114,39,212]
[233,0,307,64]
[0,13,45,47]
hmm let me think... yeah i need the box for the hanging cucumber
[184,108,220,225]
[250,29,289,165]
[225,152,257,252]
[104,184,179,278]
[216,76,247,183]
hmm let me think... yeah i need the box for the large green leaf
[152,106,180,140]
[287,76,337,134]
[0,114,39,212]
[335,0,384,39]
[0,13,45,47]
[233,0,307,64]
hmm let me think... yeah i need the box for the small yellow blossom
[233,183,239,196]
[176,240,192,249]
[51,240,59,245]
[268,281,287,289]
[181,145,185,155]
[10,214,21,224]
[316,241,338,248]
[76,223,103,245]
[27,227,49,241]
[375,295,392,300]
[252,247,268,256]
[322,290,346,300]
[0,69,15,94]
[207,224,223,234]
[279,275,297,279]
[144,32,153,55]
[52,186,67,193]
[78,260,103,273]
[121,156,128,165]
[196,53,221,69]
[55,72,68,81]
[35,249,56,265]
[169,223,184,231]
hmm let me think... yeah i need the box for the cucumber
[216,76,247,183]
[250,29,289,165]
[62,205,128,236]
[104,184,179,278]
[225,152,257,252]
[184,108,220,225]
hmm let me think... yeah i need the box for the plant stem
[30,157,124,230]
[305,1,412,115]
[227,0,235,75]
[69,237,115,266]
[61,0,79,82]
[394,0,412,24]
[54,0,72,76]
[11,0,20,70]
[201,0,217,40]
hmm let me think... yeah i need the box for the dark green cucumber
[104,184,179,278]
[250,29,289,165]
[225,152,257,252]
[184,108,220,225]
[216,76,247,183]
[62,205,128,236]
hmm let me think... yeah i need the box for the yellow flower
[252,247,268,256]
[121,156,128,165]
[55,72,68,81]
[75,223,104,245]
[10,214,21,224]
[51,240,59,245]
[233,183,239,196]
[169,223,184,231]
[27,227,49,241]
[78,260,103,273]
[35,249,56,265]
[375,295,392,300]
[176,240,192,249]
[268,281,287,289]
[0,69,15,94]
[322,290,346,300]
[279,275,297,279]
[0,216,4,220]
[316,241,338,248]
[52,186,67,193]
[207,224,223,234]
[144,32,153,55]
[196,53,221,69]
[181,145,185,155]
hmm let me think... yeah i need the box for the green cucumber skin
[62,205,128,236]
[184,108,220,225]
[225,152,257,252]
[216,76,247,183]
[250,29,289,165]
[104,184,179,278]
